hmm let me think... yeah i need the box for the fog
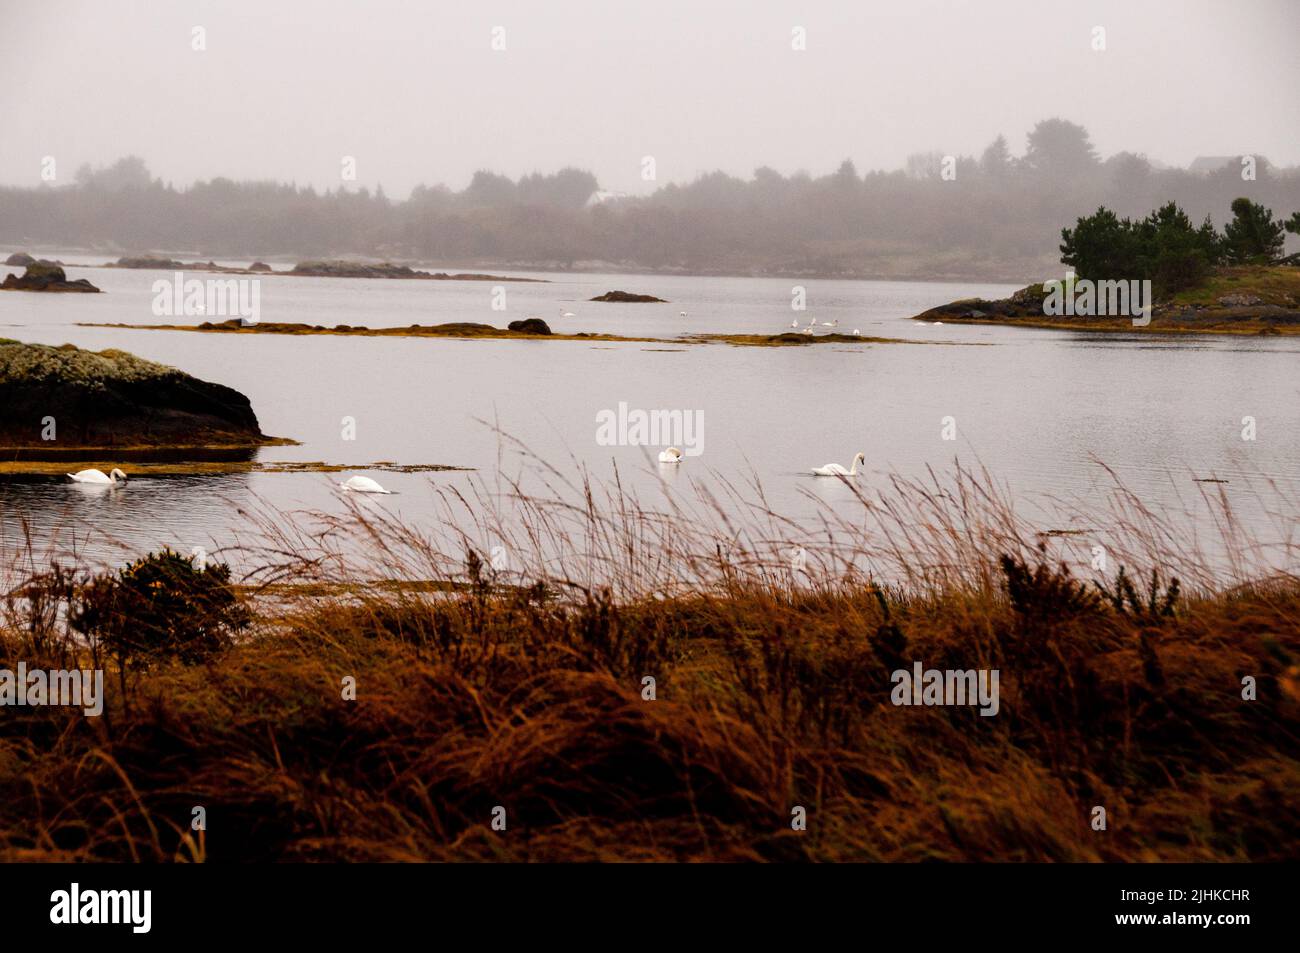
[2,0,1297,196]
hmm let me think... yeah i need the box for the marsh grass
[0,449,1297,861]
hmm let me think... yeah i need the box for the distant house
[586,190,631,206]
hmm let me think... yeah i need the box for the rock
[507,318,552,335]
[5,252,35,267]
[112,255,188,270]
[590,290,668,303]
[249,261,273,272]
[0,341,277,448]
[291,260,427,279]
[288,260,544,282]
[0,262,101,293]
[1218,293,1265,307]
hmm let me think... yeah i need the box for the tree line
[2,119,1297,280]
[1061,197,1299,296]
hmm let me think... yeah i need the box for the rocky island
[590,290,668,303]
[99,255,545,282]
[0,340,286,449]
[107,255,251,273]
[83,317,657,343]
[289,260,544,281]
[1,262,101,293]
[914,266,1300,335]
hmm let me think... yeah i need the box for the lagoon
[2,256,1298,580]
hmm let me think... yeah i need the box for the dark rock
[507,317,552,335]
[5,252,35,267]
[249,261,273,272]
[590,290,668,303]
[0,341,275,448]
[1,262,101,293]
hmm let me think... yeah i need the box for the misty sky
[2,0,1297,197]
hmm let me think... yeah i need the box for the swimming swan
[658,447,684,463]
[811,453,864,477]
[341,475,393,494]
[68,468,127,485]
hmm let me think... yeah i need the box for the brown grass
[0,454,1297,862]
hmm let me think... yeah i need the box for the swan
[68,468,127,485]
[559,309,576,317]
[341,475,393,494]
[853,329,861,336]
[821,319,838,328]
[790,319,799,328]
[658,447,683,464]
[811,453,865,477]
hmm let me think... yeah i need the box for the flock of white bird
[790,315,861,336]
[68,303,872,494]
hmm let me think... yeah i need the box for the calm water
[2,256,1298,579]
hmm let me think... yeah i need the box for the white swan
[658,447,683,464]
[559,309,576,318]
[820,319,838,328]
[341,475,393,494]
[853,329,861,336]
[811,453,864,477]
[68,468,127,485]
[790,319,799,328]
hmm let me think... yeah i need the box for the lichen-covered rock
[0,342,275,447]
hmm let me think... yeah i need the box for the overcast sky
[2,0,1297,197]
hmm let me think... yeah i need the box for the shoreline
[77,320,954,348]
[0,459,470,478]
[911,266,1300,336]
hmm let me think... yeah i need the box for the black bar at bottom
[0,862,1283,941]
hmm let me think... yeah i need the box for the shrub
[69,549,249,666]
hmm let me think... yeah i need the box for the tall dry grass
[0,453,1297,861]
